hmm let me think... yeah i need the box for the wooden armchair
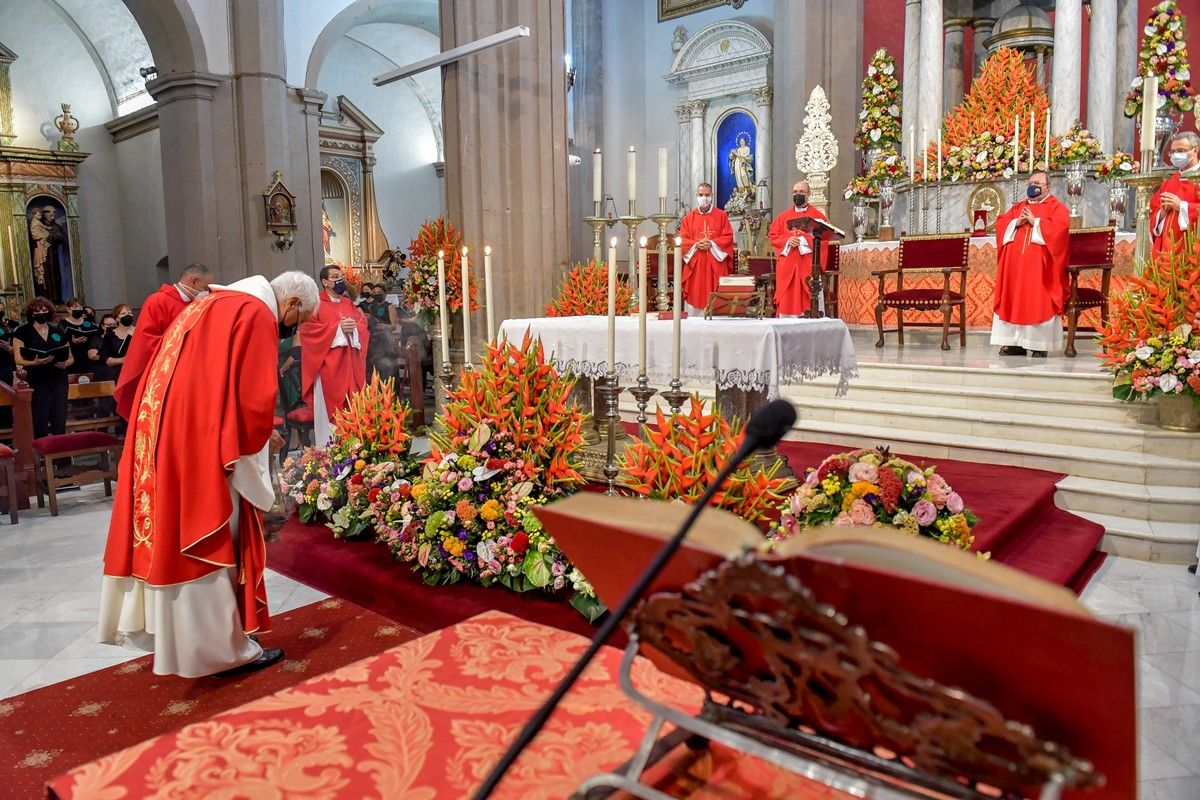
[746,253,776,317]
[874,233,970,351]
[1064,226,1116,358]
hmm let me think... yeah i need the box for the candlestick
[483,245,494,340]
[592,148,602,204]
[1029,110,1035,172]
[1044,116,1050,171]
[460,246,471,367]
[937,128,943,182]
[649,210,675,312]
[1013,115,1020,173]
[607,237,617,373]
[657,147,667,202]
[436,250,449,365]
[1140,75,1159,156]
[672,236,682,381]
[922,126,928,181]
[627,146,637,206]
[637,236,647,377]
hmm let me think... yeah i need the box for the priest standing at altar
[769,180,829,316]
[990,171,1070,357]
[300,265,370,444]
[99,272,320,677]
[679,183,735,314]
[1150,131,1200,258]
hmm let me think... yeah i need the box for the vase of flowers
[852,199,869,242]
[1111,323,1200,431]
[1158,392,1200,431]
[1064,161,1086,217]
[879,180,896,230]
[1109,185,1129,227]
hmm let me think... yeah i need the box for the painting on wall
[658,0,727,22]
[25,197,73,303]
[714,109,756,212]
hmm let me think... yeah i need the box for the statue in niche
[728,132,755,191]
[28,202,70,302]
[322,203,337,256]
[268,193,293,227]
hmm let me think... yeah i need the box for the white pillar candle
[638,236,648,377]
[627,146,637,205]
[436,250,449,364]
[592,149,602,204]
[1044,116,1051,170]
[1140,74,1159,154]
[1013,115,1020,173]
[483,245,494,339]
[909,126,916,180]
[937,128,943,182]
[672,236,682,381]
[922,126,928,180]
[460,246,471,366]
[657,147,668,201]
[607,236,617,373]
[1029,110,1035,171]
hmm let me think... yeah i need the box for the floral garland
[1095,151,1139,182]
[855,48,902,151]
[771,447,980,552]
[1124,0,1194,118]
[1055,121,1103,165]
[402,217,481,316]
[544,260,635,317]
[843,175,877,201]
[933,131,1017,183]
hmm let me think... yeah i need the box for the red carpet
[0,599,418,800]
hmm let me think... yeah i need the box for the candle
[922,126,928,180]
[607,237,617,373]
[461,246,471,366]
[1140,74,1159,154]
[592,148,602,204]
[672,236,682,381]
[638,236,648,377]
[436,250,449,364]
[657,147,668,200]
[909,126,916,181]
[1029,110,1035,172]
[627,146,637,205]
[483,245,494,339]
[1044,116,1050,171]
[937,128,943,182]
[1013,115,1020,173]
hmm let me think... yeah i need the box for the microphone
[472,399,796,799]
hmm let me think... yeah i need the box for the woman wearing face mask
[13,296,73,437]
[61,297,100,374]
[96,304,135,384]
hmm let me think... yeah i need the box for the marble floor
[0,485,1198,797]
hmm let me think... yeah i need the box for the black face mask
[331,279,347,295]
[119,314,134,326]
[32,312,50,325]
[793,193,807,207]
[374,293,386,301]
[279,320,296,339]
[70,309,83,319]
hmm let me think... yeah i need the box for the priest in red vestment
[678,183,735,313]
[99,271,320,677]
[1150,131,1200,259]
[113,263,212,420]
[769,180,830,316]
[990,171,1070,357]
[300,265,370,445]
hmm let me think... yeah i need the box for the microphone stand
[471,408,790,799]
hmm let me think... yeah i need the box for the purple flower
[913,500,937,527]
[946,492,964,514]
[458,530,469,541]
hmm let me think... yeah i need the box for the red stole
[1149,170,1200,259]
[104,292,279,634]
[769,206,830,315]
[993,195,1070,325]
[678,208,735,309]
[114,284,189,420]
[299,292,370,417]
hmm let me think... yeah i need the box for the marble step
[1066,510,1199,563]
[834,360,1117,397]
[1055,476,1200,525]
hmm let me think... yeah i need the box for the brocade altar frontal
[837,233,1136,329]
[499,316,858,397]
[47,611,855,800]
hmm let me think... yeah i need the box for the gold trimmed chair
[873,233,971,351]
[1064,226,1116,358]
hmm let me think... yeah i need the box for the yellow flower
[442,537,465,556]
[411,483,428,501]
[480,499,503,521]
[355,459,367,470]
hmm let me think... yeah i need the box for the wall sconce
[565,53,576,91]
[139,65,158,81]
[263,169,298,251]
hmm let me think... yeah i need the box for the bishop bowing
[678,182,735,314]
[299,265,370,445]
[990,171,1070,357]
[769,180,830,316]
[1150,131,1200,259]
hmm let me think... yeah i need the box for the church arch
[119,0,207,75]
[304,0,439,90]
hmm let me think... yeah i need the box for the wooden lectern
[541,495,1134,800]
[788,216,846,319]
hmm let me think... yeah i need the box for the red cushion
[882,288,964,306]
[287,406,315,425]
[0,443,14,459]
[274,415,285,427]
[33,432,122,457]
[1070,288,1105,306]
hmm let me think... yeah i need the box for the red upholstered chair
[874,233,971,351]
[746,253,776,317]
[32,431,121,517]
[824,242,841,319]
[285,404,315,450]
[0,443,17,524]
[1064,226,1116,358]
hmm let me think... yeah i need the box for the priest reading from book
[678,182,735,314]
[299,264,370,445]
[1150,131,1200,259]
[769,179,830,316]
[99,271,319,678]
[990,170,1070,358]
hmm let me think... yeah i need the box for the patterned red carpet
[0,598,418,800]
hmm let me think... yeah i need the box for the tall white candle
[627,146,637,205]
[657,147,668,200]
[672,236,682,381]
[592,148,602,204]
[937,128,943,182]
[908,126,916,180]
[461,246,472,366]
[607,237,617,373]
[1013,115,1020,173]
[1029,110,1035,172]
[436,250,449,364]
[922,126,928,180]
[638,236,648,377]
[1044,116,1050,171]
[1140,74,1159,154]
[483,245,494,339]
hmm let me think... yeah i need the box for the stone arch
[120,0,207,75]
[304,0,439,89]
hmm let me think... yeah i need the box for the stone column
[688,99,707,191]
[943,18,968,112]
[295,87,327,273]
[918,0,943,144]
[902,0,922,149]
[1115,0,1140,152]
[752,86,772,196]
[0,43,15,146]
[972,17,995,79]
[1087,0,1118,151]
[569,0,605,263]
[675,102,691,201]
[1052,0,1083,134]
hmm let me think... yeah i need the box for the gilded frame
[658,0,726,22]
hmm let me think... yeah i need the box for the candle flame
[461,246,469,255]
[639,236,648,247]
[610,236,618,247]
[594,147,601,153]
[674,236,682,246]
[437,250,444,258]
[484,245,492,255]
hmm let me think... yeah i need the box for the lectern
[788,216,846,318]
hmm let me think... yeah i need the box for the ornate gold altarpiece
[319,96,390,271]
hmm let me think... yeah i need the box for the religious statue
[269,194,293,227]
[29,204,67,301]
[728,133,754,191]
[321,203,337,256]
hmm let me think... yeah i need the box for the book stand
[789,216,845,319]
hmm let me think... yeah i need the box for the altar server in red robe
[299,265,370,445]
[114,263,212,420]
[769,180,830,316]
[1150,131,1200,259]
[100,271,319,677]
[678,182,735,313]
[991,171,1070,357]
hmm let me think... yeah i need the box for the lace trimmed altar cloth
[498,316,858,397]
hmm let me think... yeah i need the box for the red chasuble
[678,207,735,309]
[299,292,370,417]
[769,206,830,315]
[1149,170,1200,259]
[113,284,189,420]
[104,291,278,634]
[993,195,1070,325]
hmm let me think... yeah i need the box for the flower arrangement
[943,48,1051,153]
[855,48,902,150]
[402,217,480,316]
[1095,151,1139,181]
[332,372,413,457]
[338,263,364,298]
[843,175,877,201]
[934,132,1016,183]
[866,148,909,184]
[1123,0,1194,118]
[771,447,980,551]
[1109,323,1200,401]
[1055,121,1103,164]
[619,396,793,531]
[544,260,635,317]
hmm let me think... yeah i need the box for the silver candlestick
[599,371,623,496]
[628,374,658,427]
[618,200,647,283]
[660,378,688,415]
[935,181,943,233]
[649,199,676,312]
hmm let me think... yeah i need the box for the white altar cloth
[498,316,857,397]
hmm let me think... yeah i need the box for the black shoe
[1189,562,1197,575]
[212,647,284,678]
[999,346,1027,356]
[1030,350,1047,358]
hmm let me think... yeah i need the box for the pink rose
[912,499,937,526]
[834,512,854,526]
[848,462,879,484]
[849,499,876,526]
[457,477,474,491]
[928,483,950,508]
[804,469,820,487]
[946,492,964,514]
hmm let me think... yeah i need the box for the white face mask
[1171,151,1191,169]
[696,194,712,209]
[193,290,210,300]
